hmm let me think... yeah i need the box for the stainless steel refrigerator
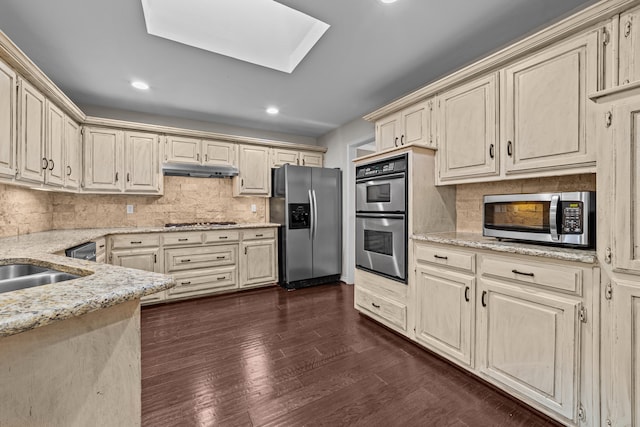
[270,165,342,289]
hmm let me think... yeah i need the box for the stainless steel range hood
[162,162,239,178]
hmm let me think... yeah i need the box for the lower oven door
[356,213,406,282]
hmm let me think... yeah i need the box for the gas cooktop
[164,221,238,228]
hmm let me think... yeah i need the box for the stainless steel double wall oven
[355,154,408,283]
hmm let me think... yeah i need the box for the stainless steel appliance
[65,241,97,261]
[355,154,408,283]
[270,165,342,289]
[483,191,595,247]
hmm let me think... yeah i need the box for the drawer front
[481,256,583,294]
[165,244,237,272]
[355,287,407,331]
[163,232,203,246]
[111,233,160,249]
[203,230,240,244]
[415,244,476,273]
[243,228,276,241]
[168,266,237,298]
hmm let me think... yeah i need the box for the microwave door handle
[550,195,560,241]
[308,189,314,241]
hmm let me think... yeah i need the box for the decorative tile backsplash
[456,174,597,233]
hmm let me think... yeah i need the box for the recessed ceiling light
[266,107,279,115]
[380,0,398,3]
[131,81,150,90]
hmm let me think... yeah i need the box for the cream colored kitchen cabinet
[44,101,65,186]
[300,151,323,167]
[82,126,123,192]
[619,5,640,86]
[0,59,17,179]
[234,144,270,196]
[111,246,163,304]
[414,244,476,367]
[239,228,277,288]
[437,73,499,183]
[17,78,46,184]
[169,266,237,299]
[202,139,235,166]
[165,135,235,167]
[124,131,161,194]
[271,148,324,168]
[63,117,81,190]
[354,268,408,334]
[94,237,106,264]
[503,31,597,174]
[376,99,434,152]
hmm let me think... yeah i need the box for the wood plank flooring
[141,283,561,426]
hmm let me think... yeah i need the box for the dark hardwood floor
[141,283,561,427]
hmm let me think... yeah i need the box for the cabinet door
[477,278,580,420]
[45,101,65,186]
[124,131,160,194]
[18,79,46,183]
[375,113,401,151]
[240,240,276,287]
[111,247,163,303]
[415,267,474,366]
[235,144,270,196]
[607,279,640,426]
[613,99,640,273]
[503,31,597,174]
[165,135,201,164]
[401,99,434,147]
[619,5,640,85]
[437,73,499,182]
[300,151,323,167]
[202,139,235,166]
[271,148,299,167]
[63,117,81,189]
[0,59,17,178]
[83,127,123,192]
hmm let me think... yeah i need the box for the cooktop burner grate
[164,221,238,228]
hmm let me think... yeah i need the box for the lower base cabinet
[111,246,164,303]
[354,269,408,334]
[169,266,237,299]
[240,238,277,288]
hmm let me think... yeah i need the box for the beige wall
[0,184,53,237]
[456,173,597,233]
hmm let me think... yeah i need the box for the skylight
[141,0,330,73]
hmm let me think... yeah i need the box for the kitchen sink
[0,263,83,294]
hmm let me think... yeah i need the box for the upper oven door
[356,173,406,213]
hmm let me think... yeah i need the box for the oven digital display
[366,184,391,203]
[364,230,393,256]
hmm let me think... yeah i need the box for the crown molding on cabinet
[363,0,639,122]
[590,80,640,103]
[83,116,326,153]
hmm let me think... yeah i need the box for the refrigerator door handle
[308,189,315,240]
[312,189,319,240]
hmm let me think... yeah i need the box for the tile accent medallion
[455,173,597,233]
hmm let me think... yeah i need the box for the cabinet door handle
[481,291,487,307]
[130,241,142,244]
[464,286,470,302]
[41,157,49,170]
[181,281,192,285]
[67,165,72,176]
[434,255,448,260]
[99,244,105,249]
[302,158,306,165]
[255,234,263,237]
[181,259,191,263]
[204,154,208,162]
[371,302,381,309]
[217,276,226,280]
[512,269,535,277]
[245,247,248,255]
[507,141,513,157]
[178,238,189,242]
[197,153,200,161]
[216,256,226,259]
[154,254,157,263]
[489,144,495,159]
[126,172,130,182]
[48,159,54,171]
[394,137,399,147]
[400,135,405,145]
[219,236,228,239]
[115,172,119,182]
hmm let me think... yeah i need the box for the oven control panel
[561,201,583,234]
[356,154,407,179]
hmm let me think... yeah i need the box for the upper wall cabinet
[165,135,235,167]
[502,31,598,175]
[63,117,81,190]
[17,78,46,184]
[124,131,162,194]
[82,126,123,192]
[44,101,65,187]
[376,99,435,151]
[0,59,17,179]
[271,148,323,168]
[437,73,499,183]
[234,144,270,196]
[619,5,640,86]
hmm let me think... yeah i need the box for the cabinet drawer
[355,287,407,331]
[481,256,582,294]
[168,266,237,298]
[203,230,240,243]
[95,238,107,256]
[243,228,276,240]
[165,244,237,272]
[415,244,475,273]
[111,233,160,249]
[163,232,203,246]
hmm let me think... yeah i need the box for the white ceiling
[0,0,599,138]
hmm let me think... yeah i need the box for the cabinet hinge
[604,247,612,264]
[605,282,613,300]
[578,403,586,421]
[428,100,433,111]
[624,20,632,38]
[606,419,613,427]
[605,111,613,128]
[579,306,587,323]
[602,27,610,46]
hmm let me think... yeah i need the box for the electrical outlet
[251,204,257,213]
[126,205,134,214]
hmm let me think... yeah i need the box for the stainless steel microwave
[483,192,595,247]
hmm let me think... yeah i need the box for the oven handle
[356,172,406,183]
[356,213,405,220]
[550,194,560,241]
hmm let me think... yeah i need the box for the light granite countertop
[0,223,280,338]
[412,232,598,264]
